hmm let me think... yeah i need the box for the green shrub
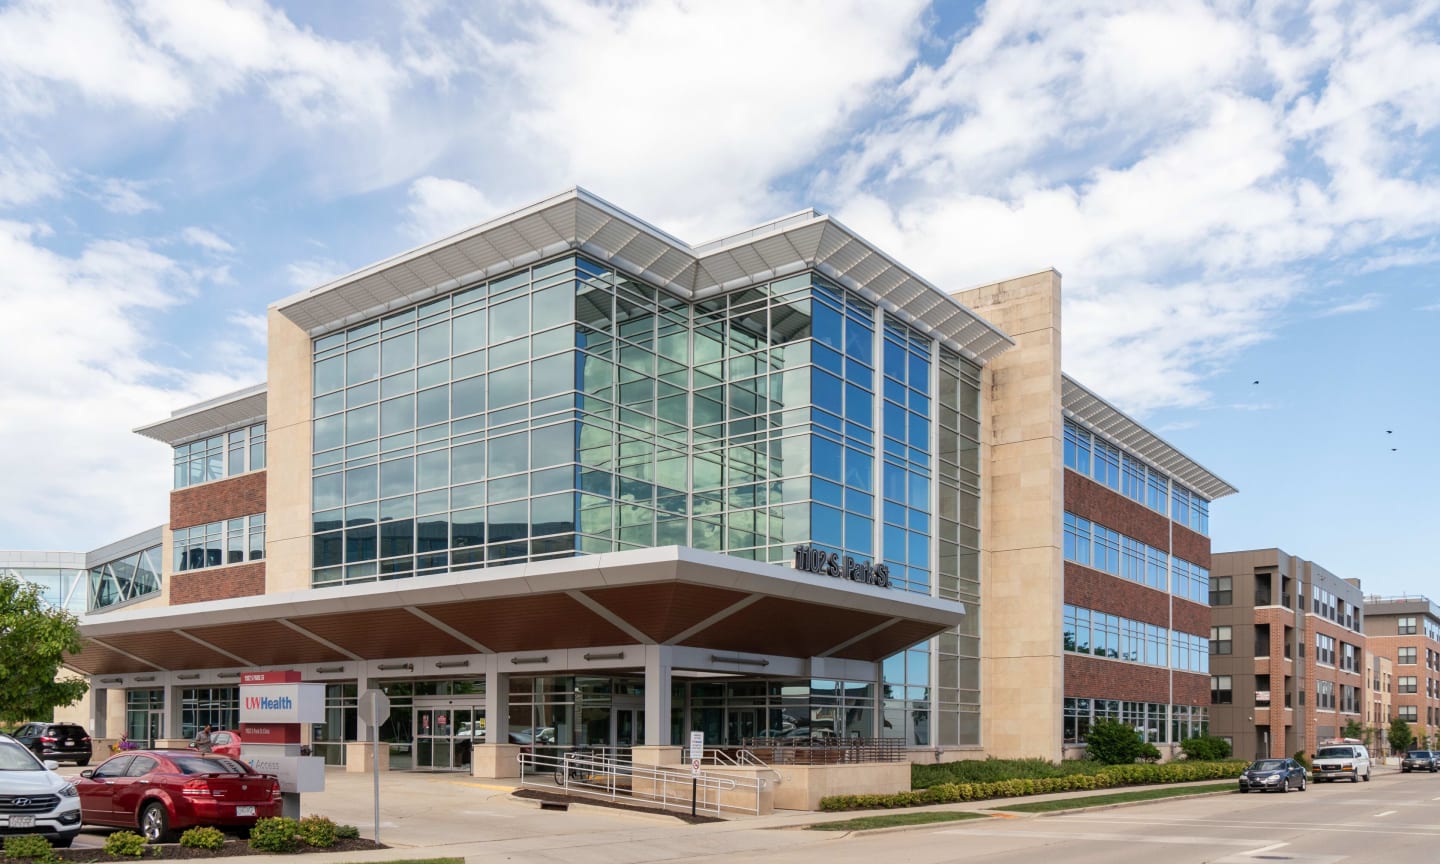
[178,827,226,850]
[248,817,300,854]
[1180,735,1232,761]
[333,824,360,841]
[823,759,1247,811]
[913,757,1105,788]
[104,831,148,859]
[1084,719,1148,765]
[297,815,337,848]
[1138,742,1162,762]
[1292,750,1311,770]
[3,834,56,861]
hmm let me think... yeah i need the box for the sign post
[688,731,704,817]
[357,689,390,847]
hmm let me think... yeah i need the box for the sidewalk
[137,769,1242,863]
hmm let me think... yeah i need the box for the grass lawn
[808,812,989,831]
[991,781,1235,813]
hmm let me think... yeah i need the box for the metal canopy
[68,546,964,675]
[272,188,1015,365]
[1062,376,1237,501]
[134,383,267,447]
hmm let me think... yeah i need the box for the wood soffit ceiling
[67,582,957,674]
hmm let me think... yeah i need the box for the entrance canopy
[68,546,964,676]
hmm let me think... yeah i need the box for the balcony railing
[740,736,906,764]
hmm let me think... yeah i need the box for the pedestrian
[193,724,214,753]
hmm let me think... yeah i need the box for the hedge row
[820,760,1246,811]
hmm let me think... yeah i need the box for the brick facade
[1064,473,1169,551]
[170,471,266,530]
[1171,525,1211,570]
[1065,562,1169,628]
[169,562,266,605]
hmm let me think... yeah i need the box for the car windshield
[1316,747,1355,758]
[172,756,252,775]
[1251,760,1286,771]
[0,742,42,771]
[1408,750,1429,757]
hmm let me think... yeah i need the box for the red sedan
[75,750,280,842]
[207,730,243,759]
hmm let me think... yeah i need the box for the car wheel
[51,837,74,849]
[1351,772,1359,783]
[1363,770,1371,782]
[1299,776,1307,791]
[140,801,174,843]
[1280,779,1290,793]
[75,758,88,767]
[1239,787,1249,793]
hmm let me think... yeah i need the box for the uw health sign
[239,683,324,724]
[793,544,891,588]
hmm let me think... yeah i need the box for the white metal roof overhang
[272,188,1015,365]
[1062,376,1237,501]
[68,546,965,675]
[134,384,267,447]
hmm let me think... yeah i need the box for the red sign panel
[241,671,302,685]
[238,724,303,744]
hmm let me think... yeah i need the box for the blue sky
[0,0,1437,598]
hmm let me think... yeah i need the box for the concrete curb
[995,787,1236,818]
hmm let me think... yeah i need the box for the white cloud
[181,226,234,254]
[820,1,1440,415]
[0,220,256,549]
[286,257,346,291]
[0,149,62,207]
[1317,292,1383,316]
[480,0,928,239]
[402,176,500,243]
[95,177,159,214]
[0,0,404,125]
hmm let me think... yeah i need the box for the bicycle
[553,749,597,786]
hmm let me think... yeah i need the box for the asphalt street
[54,763,1440,864]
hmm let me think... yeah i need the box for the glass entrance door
[612,701,643,758]
[413,705,483,771]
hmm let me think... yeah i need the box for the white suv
[1312,743,1372,783]
[0,736,81,847]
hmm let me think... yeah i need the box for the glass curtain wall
[88,545,163,611]
[308,255,983,749]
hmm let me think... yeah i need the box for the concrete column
[91,688,108,738]
[643,644,673,747]
[472,655,517,779]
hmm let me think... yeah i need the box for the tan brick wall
[170,471,267,530]
[169,561,266,605]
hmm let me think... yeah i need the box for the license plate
[10,816,35,828]
[236,806,256,817]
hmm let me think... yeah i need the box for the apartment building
[1363,596,1440,753]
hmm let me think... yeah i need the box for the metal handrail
[517,750,767,817]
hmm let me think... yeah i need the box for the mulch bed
[52,838,384,861]
[512,788,723,824]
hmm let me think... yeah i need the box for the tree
[0,574,87,724]
[1388,717,1414,756]
[1341,718,1365,741]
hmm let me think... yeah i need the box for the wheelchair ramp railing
[517,750,768,817]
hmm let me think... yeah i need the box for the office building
[56,189,1232,778]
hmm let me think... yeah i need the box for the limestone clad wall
[953,270,1065,762]
[265,308,313,593]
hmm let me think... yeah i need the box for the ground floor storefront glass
[1063,697,1210,745]
[125,689,164,747]
[180,687,239,740]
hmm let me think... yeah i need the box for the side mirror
[80,769,94,779]
[43,760,60,771]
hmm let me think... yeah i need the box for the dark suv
[1401,750,1439,773]
[9,723,92,767]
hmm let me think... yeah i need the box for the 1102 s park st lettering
[793,544,891,588]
